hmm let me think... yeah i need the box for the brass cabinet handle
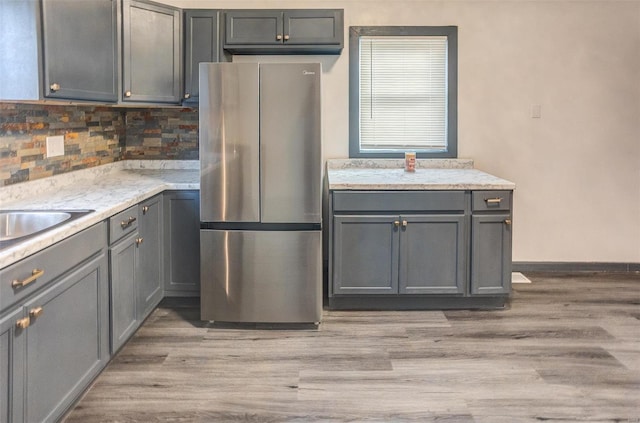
[142,205,149,215]
[50,83,61,92]
[184,93,191,99]
[120,216,136,229]
[402,220,408,228]
[12,269,45,289]
[276,34,283,41]
[135,237,144,246]
[284,34,290,41]
[124,91,132,98]
[29,307,44,319]
[485,198,502,205]
[393,220,400,227]
[16,317,30,330]
[504,219,512,226]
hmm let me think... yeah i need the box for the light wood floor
[64,272,640,422]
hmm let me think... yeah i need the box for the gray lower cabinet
[333,215,399,294]
[23,254,109,423]
[470,190,513,295]
[333,214,465,295]
[0,222,108,423]
[471,216,512,295]
[122,0,182,103]
[110,231,140,353]
[399,215,466,295]
[138,195,164,319]
[224,9,343,53]
[0,307,24,423]
[109,198,165,353]
[0,0,119,102]
[329,189,512,309]
[184,9,223,104]
[164,191,200,296]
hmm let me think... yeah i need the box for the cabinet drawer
[472,191,512,212]
[333,191,466,213]
[109,205,139,244]
[0,223,106,312]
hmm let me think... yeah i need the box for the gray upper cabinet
[42,0,119,102]
[122,0,182,104]
[183,9,222,104]
[0,0,119,102]
[224,9,344,54]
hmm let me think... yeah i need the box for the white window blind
[359,36,448,152]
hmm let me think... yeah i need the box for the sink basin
[0,210,94,248]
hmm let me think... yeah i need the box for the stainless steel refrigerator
[199,62,322,324]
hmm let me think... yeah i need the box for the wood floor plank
[63,272,640,422]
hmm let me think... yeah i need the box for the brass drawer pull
[142,205,149,215]
[16,317,30,330]
[276,34,283,41]
[402,220,408,228]
[394,220,400,227]
[284,34,290,41]
[485,198,502,205]
[135,237,144,246]
[29,307,44,319]
[504,219,512,226]
[120,216,137,229]
[12,269,45,289]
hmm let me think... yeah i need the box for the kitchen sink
[0,210,94,249]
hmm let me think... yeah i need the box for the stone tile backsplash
[123,108,198,160]
[0,103,199,186]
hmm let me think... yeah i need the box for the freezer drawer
[200,229,322,323]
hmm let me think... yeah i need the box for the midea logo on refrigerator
[303,70,316,75]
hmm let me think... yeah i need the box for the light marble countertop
[326,159,516,191]
[1,160,199,269]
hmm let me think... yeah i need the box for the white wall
[168,0,640,263]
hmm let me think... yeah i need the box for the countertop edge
[0,176,199,269]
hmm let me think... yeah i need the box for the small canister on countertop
[404,152,416,172]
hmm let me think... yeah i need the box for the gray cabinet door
[283,10,343,46]
[122,0,181,103]
[110,232,139,352]
[333,215,399,295]
[164,191,200,296]
[138,195,163,320]
[399,215,466,295]
[0,307,24,423]
[41,0,118,102]
[224,10,283,45]
[471,215,512,295]
[184,9,220,104]
[223,10,343,53]
[23,254,109,423]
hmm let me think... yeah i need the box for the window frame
[349,26,458,159]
